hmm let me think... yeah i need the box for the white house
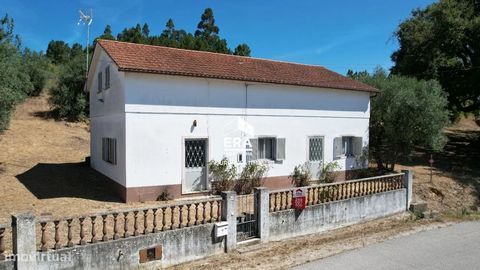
[85,40,377,202]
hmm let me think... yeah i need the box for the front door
[308,136,324,179]
[184,139,208,192]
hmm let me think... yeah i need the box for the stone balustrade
[269,173,405,212]
[36,197,223,252]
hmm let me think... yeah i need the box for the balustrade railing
[36,197,223,252]
[269,173,405,212]
[0,223,11,261]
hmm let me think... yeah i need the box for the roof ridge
[97,39,330,70]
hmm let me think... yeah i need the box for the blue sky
[2,0,435,74]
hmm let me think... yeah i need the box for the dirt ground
[171,213,463,270]
[0,94,171,225]
[0,94,479,267]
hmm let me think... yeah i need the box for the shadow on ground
[16,162,121,202]
[400,129,480,204]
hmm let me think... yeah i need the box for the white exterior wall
[89,48,127,186]
[123,73,370,189]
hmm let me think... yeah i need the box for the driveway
[292,221,480,270]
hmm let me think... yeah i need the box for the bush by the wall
[290,162,312,187]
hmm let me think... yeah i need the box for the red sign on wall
[292,188,306,210]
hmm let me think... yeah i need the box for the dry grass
[0,94,174,226]
[396,115,480,213]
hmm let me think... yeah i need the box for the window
[309,137,324,161]
[97,72,103,93]
[105,66,110,89]
[249,137,286,161]
[334,136,362,158]
[102,138,117,164]
[259,137,275,160]
[342,137,354,156]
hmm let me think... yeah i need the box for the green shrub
[49,55,88,121]
[319,161,340,183]
[0,43,33,132]
[234,162,269,195]
[208,157,237,195]
[290,162,312,187]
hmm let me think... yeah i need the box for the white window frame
[342,136,355,157]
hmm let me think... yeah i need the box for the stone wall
[268,189,407,241]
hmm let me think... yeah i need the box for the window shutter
[275,138,286,160]
[105,66,110,89]
[353,137,363,156]
[333,137,342,158]
[250,138,258,160]
[97,72,103,93]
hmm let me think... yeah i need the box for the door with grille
[308,136,324,179]
[184,139,208,192]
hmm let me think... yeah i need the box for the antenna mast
[78,9,93,77]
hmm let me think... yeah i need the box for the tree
[49,54,88,121]
[391,0,480,114]
[349,69,450,171]
[98,25,115,40]
[234,44,251,56]
[195,8,219,37]
[0,14,34,132]
[193,8,229,54]
[22,48,50,96]
[46,40,70,64]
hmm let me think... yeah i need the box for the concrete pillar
[254,187,269,243]
[221,191,237,252]
[402,169,413,210]
[12,213,37,270]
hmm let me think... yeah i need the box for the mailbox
[214,221,229,238]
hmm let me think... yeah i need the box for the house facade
[86,40,377,202]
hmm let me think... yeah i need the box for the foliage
[289,162,312,187]
[157,189,172,201]
[319,161,340,183]
[349,69,450,171]
[49,55,88,121]
[0,14,35,132]
[22,48,51,96]
[391,0,480,115]
[103,8,249,56]
[98,25,115,40]
[235,161,269,195]
[46,40,71,65]
[234,44,251,56]
[208,157,237,194]
[208,158,269,194]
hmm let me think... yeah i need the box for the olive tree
[349,69,450,171]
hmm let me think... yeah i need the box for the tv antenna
[78,9,93,77]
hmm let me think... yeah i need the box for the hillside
[0,94,479,224]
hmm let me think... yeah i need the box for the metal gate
[236,194,258,241]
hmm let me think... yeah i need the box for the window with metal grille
[97,72,103,93]
[105,66,110,89]
[309,137,324,161]
[185,139,206,168]
[102,138,117,164]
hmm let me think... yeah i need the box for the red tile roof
[97,39,377,93]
